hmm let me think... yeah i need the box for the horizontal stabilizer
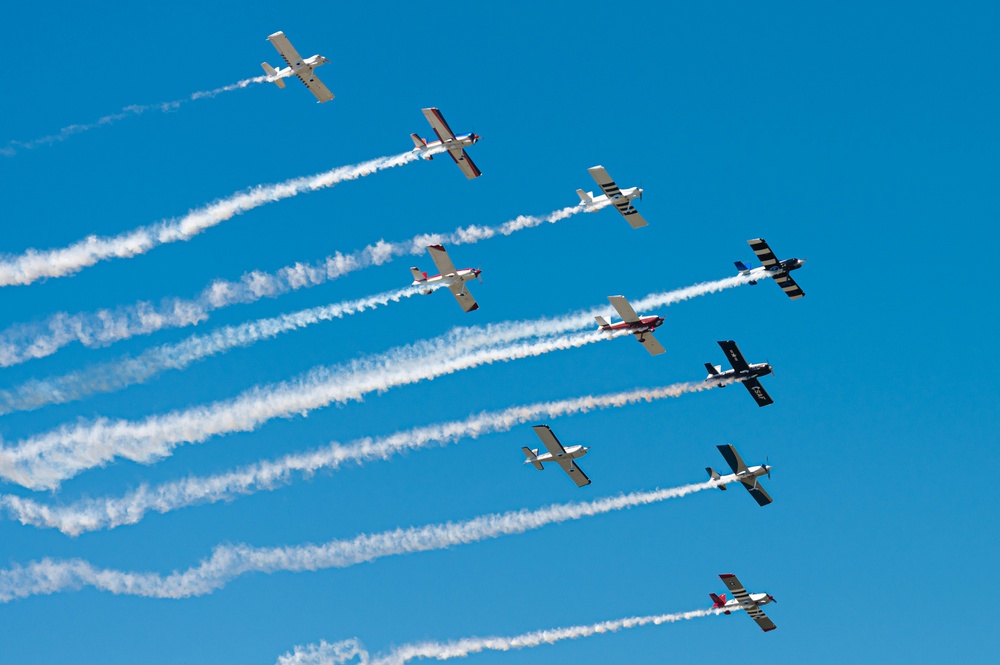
[595,315,611,328]
[576,189,593,204]
[409,267,427,282]
[261,62,286,88]
[734,260,750,272]
[705,362,721,376]
[521,446,544,471]
[706,467,727,490]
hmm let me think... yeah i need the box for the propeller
[477,263,483,284]
[766,455,771,480]
[639,179,644,202]
[766,357,776,378]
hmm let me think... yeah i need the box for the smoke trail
[0,275,755,491]
[0,482,718,602]
[0,329,622,490]
[0,285,434,416]
[0,382,721,535]
[278,608,728,665]
[0,206,588,367]
[1,76,272,156]
[0,149,427,287]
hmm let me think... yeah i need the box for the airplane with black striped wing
[596,295,665,356]
[261,31,334,103]
[576,165,647,228]
[735,237,806,299]
[710,573,777,632]
[410,245,481,312]
[410,108,482,179]
[705,340,774,407]
[706,444,773,506]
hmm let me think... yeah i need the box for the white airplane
[710,573,777,632]
[521,425,591,487]
[261,31,334,103]
[596,295,665,356]
[734,238,806,300]
[576,166,647,228]
[410,244,482,312]
[706,444,773,506]
[410,108,482,179]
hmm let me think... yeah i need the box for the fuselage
[413,268,481,294]
[717,464,771,487]
[599,315,663,335]
[416,133,480,159]
[723,592,774,611]
[710,362,772,386]
[273,54,329,79]
[581,186,642,212]
[530,444,589,465]
[740,257,806,282]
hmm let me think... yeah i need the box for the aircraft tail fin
[576,189,594,205]
[410,133,432,159]
[709,593,731,613]
[522,447,544,470]
[261,62,286,88]
[595,315,611,328]
[410,267,427,282]
[705,363,721,376]
[734,260,750,272]
[706,467,727,489]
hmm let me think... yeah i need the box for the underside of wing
[740,479,773,506]
[636,332,666,356]
[296,71,334,102]
[447,148,482,179]
[557,459,592,487]
[747,238,780,268]
[448,282,478,312]
[718,340,751,372]
[618,206,648,228]
[422,107,457,142]
[426,244,458,276]
[532,425,568,458]
[268,31,306,68]
[588,166,621,197]
[772,270,805,299]
[752,611,777,632]
[717,444,747,474]
[608,296,641,323]
[742,378,774,407]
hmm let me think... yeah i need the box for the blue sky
[1,1,998,662]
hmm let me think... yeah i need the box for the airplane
[706,444,773,506]
[521,425,591,487]
[576,166,647,228]
[710,573,777,632]
[410,244,482,312]
[704,340,774,407]
[734,237,806,300]
[261,32,334,103]
[596,295,665,356]
[410,108,482,180]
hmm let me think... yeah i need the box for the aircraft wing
[742,378,774,407]
[447,282,478,312]
[773,270,805,300]
[268,31,306,67]
[532,425,568,458]
[635,332,666,356]
[588,166,647,228]
[747,238,781,269]
[717,444,748,474]
[422,107,457,142]
[557,459,592,487]
[447,147,482,180]
[426,245,458,276]
[296,71,334,103]
[720,574,776,632]
[740,479,773,506]
[718,340,751,373]
[608,296,641,323]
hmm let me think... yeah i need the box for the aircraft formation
[255,30,806,635]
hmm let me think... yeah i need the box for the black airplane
[705,340,774,407]
[734,237,806,300]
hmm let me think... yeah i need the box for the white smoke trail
[1,76,271,157]
[0,329,621,490]
[0,381,720,535]
[0,205,587,367]
[278,608,729,665]
[0,149,426,287]
[0,285,433,416]
[0,482,719,603]
[0,275,755,491]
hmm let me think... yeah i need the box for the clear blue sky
[1,1,998,662]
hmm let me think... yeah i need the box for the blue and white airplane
[735,238,806,299]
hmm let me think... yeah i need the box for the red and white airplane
[261,31,334,103]
[577,165,647,228]
[410,244,482,312]
[410,108,482,179]
[595,295,665,356]
[710,573,777,632]
[521,425,591,488]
